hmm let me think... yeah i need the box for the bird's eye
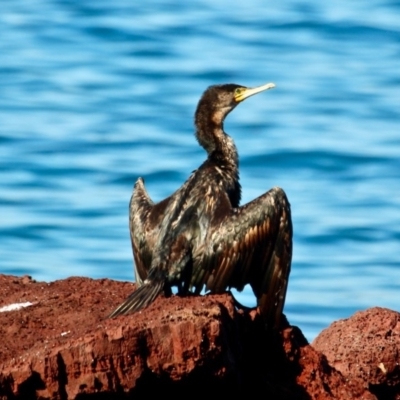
[234,88,243,95]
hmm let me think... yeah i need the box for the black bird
[109,83,292,328]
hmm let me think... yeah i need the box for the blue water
[1,1,399,341]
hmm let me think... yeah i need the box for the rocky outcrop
[0,274,397,399]
[313,307,400,400]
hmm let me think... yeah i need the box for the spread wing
[191,186,292,328]
[129,178,170,285]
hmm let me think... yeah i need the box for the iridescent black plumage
[109,83,292,328]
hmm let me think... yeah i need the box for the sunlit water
[1,0,399,341]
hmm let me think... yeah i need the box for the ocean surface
[1,0,399,341]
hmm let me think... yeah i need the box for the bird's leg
[164,233,194,296]
[163,285,172,297]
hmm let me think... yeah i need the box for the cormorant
[109,82,292,329]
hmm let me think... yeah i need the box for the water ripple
[1,0,399,341]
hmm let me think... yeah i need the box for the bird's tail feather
[108,271,165,318]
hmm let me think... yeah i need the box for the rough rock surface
[0,274,382,399]
[313,307,400,400]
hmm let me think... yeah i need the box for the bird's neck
[196,122,239,173]
[195,104,240,188]
[196,122,241,208]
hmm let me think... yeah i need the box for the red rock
[313,307,400,400]
[281,325,376,400]
[0,274,375,399]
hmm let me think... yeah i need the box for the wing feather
[192,186,292,328]
[129,178,170,286]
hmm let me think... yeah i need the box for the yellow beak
[234,82,276,102]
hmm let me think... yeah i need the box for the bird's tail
[108,268,165,318]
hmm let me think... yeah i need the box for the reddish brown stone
[0,274,375,399]
[281,325,376,400]
[313,307,400,400]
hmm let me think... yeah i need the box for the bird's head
[196,82,276,125]
[194,82,276,155]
